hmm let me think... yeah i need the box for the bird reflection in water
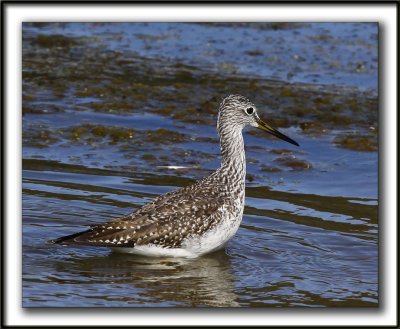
[51,249,239,307]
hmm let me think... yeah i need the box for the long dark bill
[256,116,299,147]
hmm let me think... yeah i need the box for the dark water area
[22,22,378,307]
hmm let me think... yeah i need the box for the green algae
[274,156,313,171]
[299,122,327,135]
[145,129,188,144]
[31,34,80,48]
[67,124,135,143]
[22,34,378,142]
[260,165,282,173]
[333,133,377,152]
[23,125,60,148]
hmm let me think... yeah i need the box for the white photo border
[3,2,398,327]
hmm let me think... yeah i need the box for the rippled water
[22,22,378,307]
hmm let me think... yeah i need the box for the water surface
[22,22,378,307]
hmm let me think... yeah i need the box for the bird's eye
[246,107,254,115]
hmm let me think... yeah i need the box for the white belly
[182,214,242,256]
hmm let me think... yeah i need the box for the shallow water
[22,22,378,307]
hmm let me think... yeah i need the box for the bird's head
[217,94,299,147]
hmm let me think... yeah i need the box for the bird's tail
[48,229,92,245]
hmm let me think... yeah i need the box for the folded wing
[51,186,233,249]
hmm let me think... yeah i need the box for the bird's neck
[219,126,246,183]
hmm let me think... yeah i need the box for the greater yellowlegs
[51,95,299,258]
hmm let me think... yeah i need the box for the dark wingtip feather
[49,230,91,245]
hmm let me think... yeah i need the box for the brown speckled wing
[65,192,233,248]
